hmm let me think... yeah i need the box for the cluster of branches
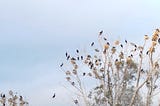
[60,29,160,106]
[0,90,28,106]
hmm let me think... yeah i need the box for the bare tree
[60,29,160,106]
[0,90,28,106]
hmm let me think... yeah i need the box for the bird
[52,93,56,98]
[107,42,110,45]
[141,69,145,73]
[158,38,160,44]
[81,56,83,60]
[99,30,103,35]
[71,57,76,60]
[83,72,86,76]
[103,37,107,41]
[76,49,79,53]
[90,64,94,69]
[71,82,75,86]
[67,55,70,60]
[74,100,78,104]
[125,40,127,43]
[95,49,99,52]
[77,57,79,60]
[120,44,123,48]
[19,96,23,101]
[60,63,63,67]
[146,51,149,55]
[91,42,94,46]
[2,94,5,98]
[134,45,137,48]
[65,52,68,57]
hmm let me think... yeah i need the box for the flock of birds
[52,30,104,103]
[54,29,160,105]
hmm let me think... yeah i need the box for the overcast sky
[0,0,160,106]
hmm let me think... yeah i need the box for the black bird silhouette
[146,51,149,55]
[71,57,76,60]
[19,96,23,101]
[74,100,78,104]
[125,40,127,43]
[99,30,103,35]
[81,56,83,60]
[2,94,5,98]
[141,69,145,73]
[103,37,107,41]
[71,82,75,86]
[107,42,110,45]
[158,38,160,44]
[120,44,123,48]
[76,49,79,53]
[65,52,68,57]
[52,93,56,98]
[67,55,70,60]
[95,49,99,52]
[91,42,94,46]
[60,63,63,67]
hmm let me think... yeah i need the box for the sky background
[0,0,160,106]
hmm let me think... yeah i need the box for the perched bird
[81,56,83,60]
[74,100,78,104]
[71,57,76,60]
[65,52,68,57]
[90,64,94,69]
[95,49,99,52]
[2,94,5,98]
[91,42,94,46]
[77,57,79,60]
[120,44,123,48]
[107,42,110,45]
[146,51,149,55]
[134,45,137,48]
[83,72,86,76]
[141,69,145,73]
[76,49,79,53]
[103,37,107,41]
[99,30,103,35]
[67,55,70,60]
[52,93,56,98]
[158,38,160,44]
[71,82,75,86]
[19,96,23,101]
[60,63,63,67]
[125,40,127,43]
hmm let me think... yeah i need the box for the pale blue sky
[0,0,160,106]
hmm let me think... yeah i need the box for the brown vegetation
[61,29,160,106]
